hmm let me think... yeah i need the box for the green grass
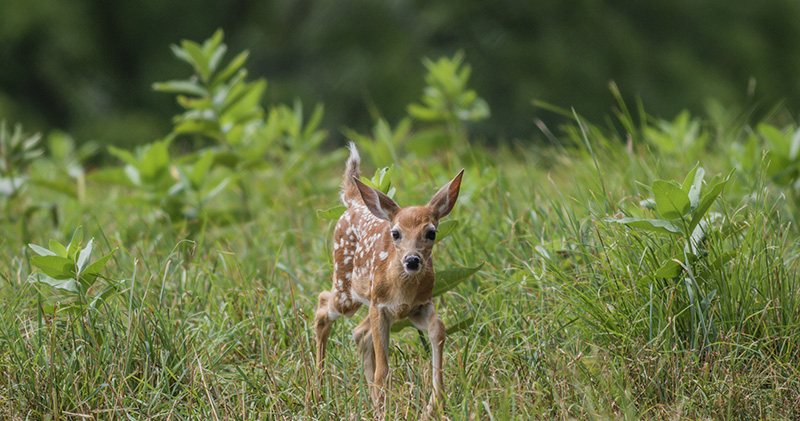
[1,33,799,420]
[2,114,800,420]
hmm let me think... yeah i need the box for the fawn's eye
[426,230,436,241]
[391,230,400,240]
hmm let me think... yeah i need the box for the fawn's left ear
[353,176,401,222]
[427,169,464,220]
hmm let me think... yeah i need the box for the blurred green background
[2,0,800,149]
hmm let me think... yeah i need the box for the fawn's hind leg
[352,316,375,384]
[314,291,336,369]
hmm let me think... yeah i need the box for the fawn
[314,142,463,413]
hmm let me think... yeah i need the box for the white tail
[314,143,464,415]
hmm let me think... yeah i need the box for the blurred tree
[1,0,799,150]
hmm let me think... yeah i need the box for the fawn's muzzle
[404,255,421,272]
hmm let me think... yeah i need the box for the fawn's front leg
[409,302,446,411]
[369,305,391,409]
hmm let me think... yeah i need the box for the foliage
[6,1,800,147]
[0,120,42,199]
[1,31,800,420]
[407,52,490,125]
[28,226,118,315]
[345,52,490,170]
[29,131,98,202]
[153,29,266,149]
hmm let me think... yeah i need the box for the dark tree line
[2,0,799,149]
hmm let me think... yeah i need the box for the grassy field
[2,33,800,420]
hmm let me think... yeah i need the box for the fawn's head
[354,170,464,275]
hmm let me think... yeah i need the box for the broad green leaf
[681,166,704,209]
[176,94,213,111]
[435,220,459,244]
[303,103,326,141]
[76,238,93,275]
[31,255,75,280]
[29,273,79,293]
[221,79,266,121]
[67,227,84,260]
[370,165,394,194]
[688,175,729,236]
[173,119,221,137]
[181,40,211,82]
[212,151,241,168]
[758,124,788,155]
[152,80,208,97]
[207,43,226,76]
[655,258,687,279]
[201,176,234,205]
[80,248,117,286]
[791,128,800,161]
[30,178,77,198]
[87,167,135,186]
[49,240,68,258]
[445,316,475,335]
[317,205,347,220]
[407,129,448,156]
[203,29,225,58]
[681,165,699,192]
[107,146,138,167]
[710,251,735,270]
[390,319,412,333]
[139,140,171,180]
[359,177,380,190]
[653,180,691,219]
[124,165,141,186]
[29,243,56,257]
[432,263,483,297]
[189,151,215,190]
[170,44,193,68]
[212,50,250,88]
[407,103,441,121]
[607,217,682,235]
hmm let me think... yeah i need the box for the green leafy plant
[644,110,709,157]
[0,120,43,201]
[154,30,336,215]
[344,53,490,169]
[606,166,729,248]
[30,131,98,202]
[107,138,184,218]
[28,226,118,314]
[106,138,234,222]
[407,51,490,126]
[605,166,732,350]
[343,119,413,169]
[153,29,264,149]
[737,124,800,218]
[316,165,396,221]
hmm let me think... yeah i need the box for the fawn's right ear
[353,177,401,222]
[427,169,464,220]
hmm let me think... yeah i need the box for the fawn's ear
[427,169,464,220]
[353,177,401,222]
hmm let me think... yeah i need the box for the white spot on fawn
[379,251,388,260]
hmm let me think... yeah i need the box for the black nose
[405,255,421,270]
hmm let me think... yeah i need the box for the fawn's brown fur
[314,143,463,414]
